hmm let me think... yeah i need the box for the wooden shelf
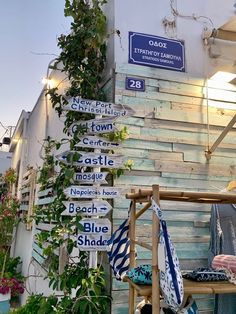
[126,185,236,314]
[124,277,236,296]
[126,189,236,204]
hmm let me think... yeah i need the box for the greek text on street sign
[129,31,185,72]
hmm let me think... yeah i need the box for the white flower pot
[0,292,10,302]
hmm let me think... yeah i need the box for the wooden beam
[206,114,236,159]
[152,185,160,314]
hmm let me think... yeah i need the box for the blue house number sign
[129,32,185,72]
[126,77,145,91]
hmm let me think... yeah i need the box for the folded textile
[182,267,228,282]
[212,254,236,273]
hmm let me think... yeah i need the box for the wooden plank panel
[173,143,236,158]
[155,159,236,176]
[121,148,183,161]
[123,138,172,151]
[172,102,236,116]
[37,188,53,198]
[154,107,236,127]
[35,196,55,206]
[116,64,236,91]
[115,174,224,191]
[128,131,236,149]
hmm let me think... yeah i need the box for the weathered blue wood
[123,138,172,151]
[37,188,53,198]
[32,250,45,265]
[115,175,224,191]
[35,196,55,206]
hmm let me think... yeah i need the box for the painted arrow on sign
[74,172,108,184]
[62,200,112,216]
[75,135,121,150]
[68,117,117,136]
[64,185,124,199]
[64,97,135,117]
[57,151,124,169]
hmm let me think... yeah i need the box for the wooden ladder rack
[125,185,236,314]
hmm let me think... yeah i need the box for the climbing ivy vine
[25,1,131,313]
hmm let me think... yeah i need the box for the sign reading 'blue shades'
[129,32,185,72]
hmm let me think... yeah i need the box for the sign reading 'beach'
[62,200,112,216]
[129,32,185,72]
[64,97,135,117]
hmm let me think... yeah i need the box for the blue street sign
[126,77,145,91]
[129,32,185,72]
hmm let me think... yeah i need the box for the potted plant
[0,169,24,313]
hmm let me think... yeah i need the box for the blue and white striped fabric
[106,219,130,280]
[152,199,184,312]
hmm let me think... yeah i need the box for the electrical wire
[170,0,214,28]
[0,122,7,130]
[0,129,8,142]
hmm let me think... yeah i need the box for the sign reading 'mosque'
[64,97,135,117]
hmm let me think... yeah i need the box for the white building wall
[113,0,236,77]
[0,152,12,174]
[12,70,69,302]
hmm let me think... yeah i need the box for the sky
[0,0,71,147]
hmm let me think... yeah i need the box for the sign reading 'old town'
[64,97,135,117]
[64,185,124,199]
[62,200,112,216]
[68,117,116,135]
[57,151,124,169]
[75,135,121,149]
[74,171,108,184]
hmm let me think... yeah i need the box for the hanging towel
[106,219,130,280]
[152,199,184,312]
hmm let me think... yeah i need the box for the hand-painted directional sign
[77,218,111,251]
[68,118,117,136]
[75,135,121,149]
[74,172,108,184]
[57,151,124,169]
[64,97,135,117]
[79,218,111,234]
[77,233,110,251]
[62,200,112,216]
[64,185,124,199]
